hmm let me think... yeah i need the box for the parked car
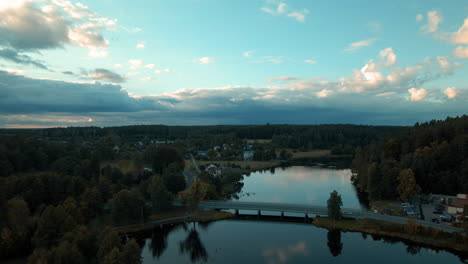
[343,211,353,216]
[440,215,454,222]
[433,205,444,214]
[431,217,440,223]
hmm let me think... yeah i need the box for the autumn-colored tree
[162,162,186,194]
[102,247,122,264]
[397,168,421,201]
[32,205,77,248]
[97,230,122,262]
[180,178,210,210]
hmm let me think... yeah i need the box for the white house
[243,150,254,161]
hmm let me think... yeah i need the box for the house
[112,145,120,154]
[196,150,208,158]
[243,150,254,161]
[448,194,468,215]
[205,164,223,177]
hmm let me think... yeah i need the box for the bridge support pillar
[304,213,308,222]
[235,209,239,216]
[257,210,261,218]
[280,211,284,220]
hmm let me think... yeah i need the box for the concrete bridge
[198,200,463,232]
[199,201,362,220]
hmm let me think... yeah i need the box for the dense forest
[0,133,243,263]
[352,115,468,201]
[0,124,404,154]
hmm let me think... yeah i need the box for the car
[343,211,353,216]
[440,215,454,222]
[431,217,440,223]
[433,205,444,214]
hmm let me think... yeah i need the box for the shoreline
[311,217,468,255]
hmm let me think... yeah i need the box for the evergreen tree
[327,190,343,220]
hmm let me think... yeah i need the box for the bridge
[199,201,362,220]
[198,200,463,232]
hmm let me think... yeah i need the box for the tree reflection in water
[149,224,180,258]
[179,223,208,263]
[327,229,343,257]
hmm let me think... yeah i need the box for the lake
[140,166,466,263]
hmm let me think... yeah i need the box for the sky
[0,0,467,128]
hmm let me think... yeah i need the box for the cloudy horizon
[1,0,467,128]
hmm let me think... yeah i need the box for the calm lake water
[140,166,466,263]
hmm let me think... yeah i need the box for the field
[291,149,331,159]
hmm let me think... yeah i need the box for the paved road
[199,200,463,233]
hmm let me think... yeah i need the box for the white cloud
[129,59,145,69]
[141,77,152,82]
[305,59,317,64]
[136,41,145,49]
[265,76,299,83]
[155,68,170,74]
[408,88,428,101]
[261,1,308,22]
[287,10,309,22]
[145,64,156,69]
[452,18,468,44]
[421,10,441,33]
[125,71,140,78]
[379,47,396,67]
[243,50,255,58]
[0,0,115,53]
[444,87,457,99]
[416,14,423,22]
[114,63,123,68]
[88,48,109,58]
[453,46,468,58]
[344,38,376,52]
[198,57,215,64]
[316,89,332,98]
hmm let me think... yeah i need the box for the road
[112,214,194,231]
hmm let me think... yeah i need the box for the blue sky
[0,0,467,127]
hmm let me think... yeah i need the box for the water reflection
[140,220,465,264]
[238,166,367,209]
[262,241,309,264]
[179,227,208,263]
[327,230,343,257]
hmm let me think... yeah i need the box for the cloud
[452,18,468,44]
[81,68,126,83]
[287,10,309,22]
[379,47,396,67]
[421,10,442,33]
[88,48,109,58]
[304,59,317,64]
[344,38,376,52]
[145,64,156,69]
[261,1,308,22]
[198,57,215,64]
[0,48,48,69]
[444,87,457,99]
[129,59,144,69]
[0,0,115,52]
[265,76,299,83]
[416,14,423,22]
[141,77,152,82]
[316,89,332,98]
[62,71,74,75]
[136,42,145,49]
[453,46,468,58]
[243,50,255,58]
[408,88,428,101]
[155,69,171,74]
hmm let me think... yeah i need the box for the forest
[352,115,468,201]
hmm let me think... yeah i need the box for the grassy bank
[312,217,468,253]
[115,209,234,234]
